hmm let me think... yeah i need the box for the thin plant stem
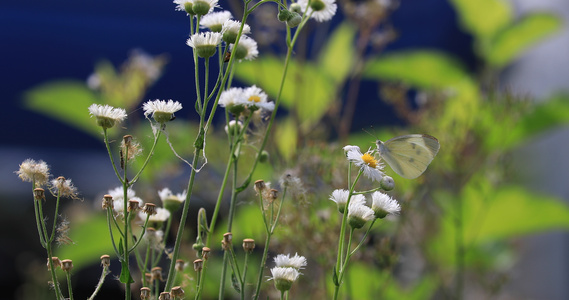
[65,271,74,300]
[87,266,109,300]
[163,151,201,291]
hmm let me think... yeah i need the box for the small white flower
[191,0,219,15]
[346,147,384,182]
[242,85,274,111]
[143,99,183,123]
[347,200,374,229]
[219,87,244,108]
[224,120,243,136]
[174,0,193,14]
[330,189,366,213]
[270,267,300,292]
[140,207,171,223]
[88,104,127,129]
[342,145,360,153]
[16,159,51,187]
[200,11,233,32]
[108,187,136,202]
[298,0,337,22]
[274,253,307,270]
[221,20,251,43]
[230,35,259,61]
[158,188,186,212]
[371,191,400,218]
[187,32,223,58]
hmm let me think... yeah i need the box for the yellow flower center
[248,95,261,103]
[361,153,377,168]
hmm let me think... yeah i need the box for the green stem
[105,207,121,259]
[33,199,47,248]
[163,151,201,291]
[65,271,74,300]
[103,129,124,185]
[130,129,162,185]
[252,224,272,300]
[87,266,109,300]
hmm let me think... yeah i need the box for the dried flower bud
[222,232,233,251]
[61,259,73,272]
[175,259,186,272]
[242,238,255,254]
[145,273,152,283]
[202,247,211,260]
[268,189,279,201]
[159,292,171,300]
[100,255,111,268]
[34,188,45,201]
[143,203,157,215]
[193,259,204,272]
[123,135,133,147]
[140,287,151,299]
[170,286,185,298]
[254,180,266,194]
[47,257,61,271]
[151,267,163,281]
[128,199,141,212]
[102,194,114,210]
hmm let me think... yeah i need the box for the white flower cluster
[270,253,307,292]
[219,85,275,113]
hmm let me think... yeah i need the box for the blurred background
[2,0,569,299]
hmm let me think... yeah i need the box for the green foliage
[430,176,569,267]
[487,13,562,67]
[318,23,357,84]
[449,0,512,41]
[55,214,117,271]
[23,80,102,138]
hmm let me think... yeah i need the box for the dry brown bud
[193,259,203,272]
[61,259,73,272]
[100,255,111,267]
[242,238,255,254]
[34,188,45,201]
[102,194,114,210]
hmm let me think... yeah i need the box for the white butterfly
[376,134,440,179]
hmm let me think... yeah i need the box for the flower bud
[278,9,292,22]
[171,286,185,298]
[202,247,211,260]
[61,259,73,272]
[222,232,232,251]
[143,203,157,216]
[47,257,61,271]
[102,194,114,210]
[289,3,302,13]
[286,12,302,28]
[140,287,152,300]
[254,180,266,194]
[242,238,255,254]
[100,255,111,268]
[34,188,45,201]
[224,120,243,136]
[380,176,395,191]
[193,259,204,272]
[258,150,269,163]
[191,0,212,16]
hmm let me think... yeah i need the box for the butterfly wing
[377,134,440,179]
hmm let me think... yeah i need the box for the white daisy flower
[108,186,136,202]
[371,191,400,219]
[242,85,274,111]
[342,145,360,153]
[158,187,186,212]
[270,267,300,292]
[221,20,251,44]
[200,11,233,32]
[347,200,374,229]
[88,104,127,129]
[140,207,171,223]
[143,99,183,123]
[224,120,243,136]
[298,0,337,22]
[190,0,219,16]
[174,0,194,15]
[345,147,384,182]
[16,159,51,187]
[330,189,365,213]
[187,32,223,58]
[274,253,307,270]
[230,35,259,61]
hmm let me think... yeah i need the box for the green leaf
[483,94,569,150]
[487,13,562,67]
[429,177,569,266]
[231,272,241,293]
[275,117,298,161]
[318,22,356,84]
[23,80,101,138]
[363,51,474,91]
[119,259,135,284]
[449,0,512,41]
[233,56,335,128]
